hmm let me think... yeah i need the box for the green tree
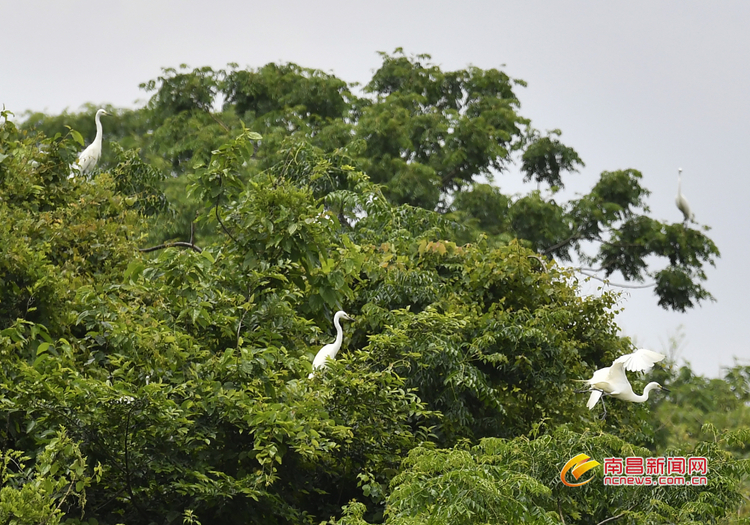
[23,51,719,312]
[327,426,750,525]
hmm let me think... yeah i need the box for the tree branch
[557,498,566,524]
[527,255,548,272]
[576,269,656,289]
[596,512,626,525]
[216,198,237,243]
[139,241,202,254]
[236,285,252,349]
[40,480,75,525]
[541,233,581,255]
[123,406,146,518]
[215,175,238,243]
[139,222,202,253]
[208,111,230,132]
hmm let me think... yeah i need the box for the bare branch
[139,241,202,254]
[208,111,230,132]
[596,512,626,525]
[216,199,237,243]
[215,174,238,243]
[576,269,656,289]
[139,221,203,253]
[236,285,252,349]
[541,233,580,255]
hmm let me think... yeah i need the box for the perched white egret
[578,348,669,418]
[308,311,353,378]
[675,167,694,223]
[69,108,111,178]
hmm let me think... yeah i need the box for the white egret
[578,348,669,418]
[69,108,111,178]
[675,167,694,223]
[308,311,353,378]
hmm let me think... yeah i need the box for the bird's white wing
[676,194,693,221]
[76,144,99,174]
[587,389,603,410]
[311,342,337,370]
[602,362,631,395]
[587,366,611,387]
[614,348,666,374]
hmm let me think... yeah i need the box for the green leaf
[70,128,84,146]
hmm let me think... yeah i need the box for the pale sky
[3,1,748,377]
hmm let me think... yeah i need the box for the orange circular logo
[561,453,601,487]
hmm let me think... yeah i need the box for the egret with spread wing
[580,348,669,418]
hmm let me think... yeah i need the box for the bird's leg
[600,396,607,420]
[574,388,590,394]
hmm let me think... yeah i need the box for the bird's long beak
[660,386,670,392]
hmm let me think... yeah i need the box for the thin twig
[576,269,656,289]
[527,255,548,273]
[40,480,75,525]
[557,498,566,524]
[124,409,136,512]
[215,175,238,243]
[208,112,230,132]
[139,241,202,254]
[92,486,128,513]
[596,512,626,525]
[541,233,581,255]
[123,406,146,518]
[236,286,252,349]
[216,200,237,243]
[53,481,74,513]
[139,222,203,253]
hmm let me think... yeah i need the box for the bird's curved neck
[332,315,344,355]
[94,112,103,145]
[635,382,661,402]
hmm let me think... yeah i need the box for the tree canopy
[0,50,743,524]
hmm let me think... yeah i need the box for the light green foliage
[375,426,750,525]
[0,429,97,525]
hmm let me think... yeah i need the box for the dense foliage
[23,51,719,312]
[1,50,745,524]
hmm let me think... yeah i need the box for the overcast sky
[3,1,748,377]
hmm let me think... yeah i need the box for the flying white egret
[675,167,694,223]
[308,311,353,378]
[578,348,669,418]
[69,108,111,178]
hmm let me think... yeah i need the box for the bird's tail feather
[586,390,603,410]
